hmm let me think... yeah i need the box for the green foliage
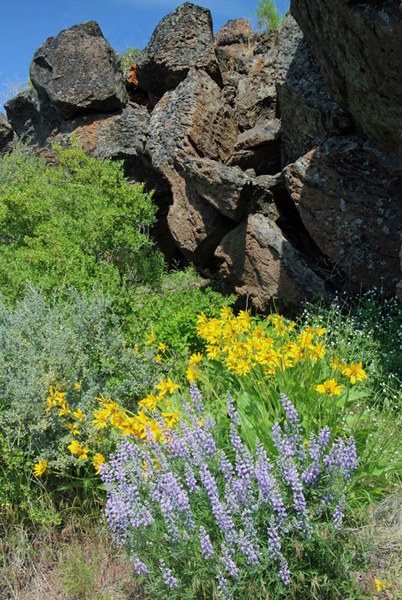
[118,47,143,76]
[128,267,235,356]
[0,288,162,513]
[0,145,164,303]
[256,0,283,30]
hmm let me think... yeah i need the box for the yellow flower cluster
[35,375,182,477]
[194,308,367,395]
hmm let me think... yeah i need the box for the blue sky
[0,0,290,109]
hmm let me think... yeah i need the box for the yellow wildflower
[186,364,199,382]
[236,310,252,333]
[315,379,343,397]
[67,440,88,459]
[92,408,109,430]
[155,378,180,396]
[146,329,156,345]
[72,408,84,421]
[158,342,167,353]
[308,343,327,361]
[162,409,180,428]
[315,327,327,337]
[110,410,127,430]
[220,306,233,322]
[205,344,220,360]
[33,460,48,477]
[374,579,386,592]
[58,402,71,417]
[139,393,159,411]
[233,358,251,377]
[66,423,80,436]
[154,354,162,363]
[189,352,203,366]
[93,453,105,474]
[74,381,82,391]
[342,361,367,385]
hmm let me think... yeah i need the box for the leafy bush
[0,145,164,302]
[118,47,143,77]
[0,288,162,511]
[101,387,361,599]
[129,267,235,357]
[256,0,283,30]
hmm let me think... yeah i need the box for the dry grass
[0,515,145,600]
[353,489,402,599]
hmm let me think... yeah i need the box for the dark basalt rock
[0,113,16,155]
[136,3,221,103]
[291,0,402,152]
[30,21,127,119]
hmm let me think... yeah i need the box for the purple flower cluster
[101,388,358,595]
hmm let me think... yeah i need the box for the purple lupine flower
[189,382,205,416]
[255,442,287,523]
[199,464,237,542]
[280,393,300,429]
[324,437,358,481]
[282,459,308,523]
[220,545,239,579]
[159,560,179,589]
[199,526,214,559]
[185,463,199,493]
[216,568,233,600]
[227,393,240,426]
[301,462,320,485]
[272,422,298,459]
[267,520,281,558]
[131,556,150,575]
[237,530,261,565]
[278,556,291,586]
[333,497,345,530]
[218,450,235,484]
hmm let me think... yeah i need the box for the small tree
[256,0,283,30]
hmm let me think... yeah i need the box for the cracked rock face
[291,0,402,152]
[3,2,402,309]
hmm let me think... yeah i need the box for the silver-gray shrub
[0,287,161,469]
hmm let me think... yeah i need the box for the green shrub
[118,47,143,77]
[128,267,235,357]
[0,145,164,303]
[0,287,162,512]
[256,0,283,30]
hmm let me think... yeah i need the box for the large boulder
[214,18,254,74]
[137,3,220,102]
[0,114,16,155]
[146,69,238,263]
[284,137,402,292]
[30,21,127,119]
[291,0,402,152]
[215,213,328,313]
[5,88,62,146]
[276,16,352,165]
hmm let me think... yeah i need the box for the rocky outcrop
[3,2,401,310]
[284,138,401,291]
[291,0,402,152]
[215,213,328,313]
[30,21,127,119]
[137,2,220,102]
[0,114,16,155]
